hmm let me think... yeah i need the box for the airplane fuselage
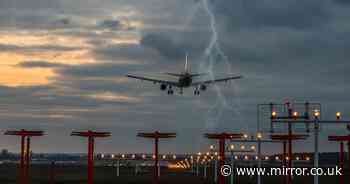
[178,73,192,88]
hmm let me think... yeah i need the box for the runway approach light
[210,145,215,150]
[271,111,277,119]
[314,110,320,119]
[257,133,263,139]
[243,134,249,139]
[293,111,299,119]
[336,112,341,120]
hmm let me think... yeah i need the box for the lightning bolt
[199,0,242,131]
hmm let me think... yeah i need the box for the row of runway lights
[271,109,343,120]
[97,154,311,162]
[173,155,312,169]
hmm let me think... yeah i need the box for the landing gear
[194,90,200,96]
[167,90,174,95]
[167,86,174,95]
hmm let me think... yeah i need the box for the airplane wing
[191,75,242,86]
[126,75,179,86]
[164,72,184,77]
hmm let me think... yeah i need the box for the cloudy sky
[0,0,349,154]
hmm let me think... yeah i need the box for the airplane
[126,55,242,95]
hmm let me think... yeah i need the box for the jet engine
[200,84,207,91]
[160,84,167,91]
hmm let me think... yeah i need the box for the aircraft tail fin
[185,53,189,73]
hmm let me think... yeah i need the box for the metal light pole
[314,114,319,184]
[196,161,199,176]
[204,162,207,179]
[214,159,218,183]
[71,130,111,184]
[49,161,55,184]
[230,150,234,184]
[116,159,120,177]
[257,139,262,184]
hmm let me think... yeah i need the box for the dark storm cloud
[17,61,67,68]
[0,0,66,29]
[212,0,331,29]
[140,31,209,60]
[0,0,61,10]
[140,33,186,59]
[92,43,160,63]
[333,0,350,5]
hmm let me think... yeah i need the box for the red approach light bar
[204,133,243,139]
[271,134,309,140]
[329,135,350,141]
[4,129,44,184]
[137,132,176,138]
[71,130,111,184]
[71,131,111,137]
[5,130,44,136]
[137,131,176,184]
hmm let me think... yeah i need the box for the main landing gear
[194,89,200,96]
[167,86,174,95]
